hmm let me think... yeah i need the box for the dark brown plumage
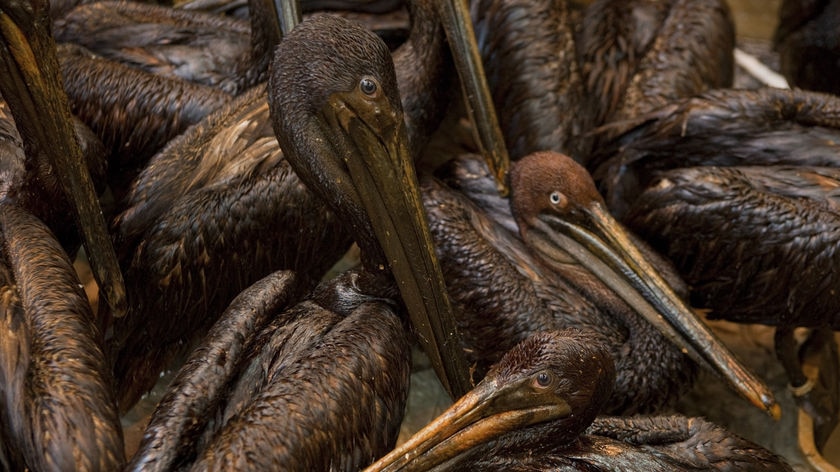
[52,0,287,195]
[58,42,231,184]
[508,151,778,416]
[594,87,840,219]
[0,203,123,471]
[594,89,840,321]
[470,0,734,166]
[422,157,696,414]
[471,0,589,161]
[774,0,840,95]
[185,271,411,471]
[577,0,734,131]
[126,268,412,471]
[54,0,271,95]
[594,87,840,443]
[126,270,300,471]
[0,0,127,316]
[626,165,840,329]
[127,13,468,469]
[106,0,457,412]
[365,330,792,471]
[0,98,107,252]
[0,8,126,466]
[624,165,840,435]
[107,84,352,411]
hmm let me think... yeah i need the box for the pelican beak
[525,203,780,419]
[325,85,472,399]
[0,0,127,317]
[269,0,300,36]
[436,0,510,196]
[363,375,572,472]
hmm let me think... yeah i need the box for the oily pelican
[126,270,411,472]
[107,0,483,408]
[130,12,477,468]
[364,329,792,471]
[58,43,231,189]
[268,11,474,396]
[774,0,840,95]
[469,0,734,166]
[508,151,778,417]
[422,155,696,414]
[593,87,840,441]
[0,0,125,316]
[593,88,840,218]
[0,203,124,471]
[53,0,284,95]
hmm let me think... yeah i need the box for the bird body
[578,0,734,128]
[471,0,589,161]
[595,87,840,218]
[0,203,123,471]
[625,164,840,329]
[58,42,231,180]
[188,271,411,471]
[365,330,791,471]
[422,161,695,414]
[54,1,260,94]
[127,269,410,471]
[109,84,352,411]
[594,86,840,436]
[775,0,840,95]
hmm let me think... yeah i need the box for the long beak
[329,91,473,399]
[436,0,510,195]
[0,0,127,317]
[272,0,300,36]
[364,376,571,472]
[527,203,781,419]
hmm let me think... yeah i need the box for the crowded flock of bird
[1,0,839,469]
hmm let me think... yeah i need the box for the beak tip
[768,402,782,421]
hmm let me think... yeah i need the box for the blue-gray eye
[536,371,551,387]
[360,77,377,95]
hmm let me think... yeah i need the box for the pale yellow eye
[549,191,562,205]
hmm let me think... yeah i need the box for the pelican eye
[549,191,562,205]
[359,77,379,96]
[535,371,553,388]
